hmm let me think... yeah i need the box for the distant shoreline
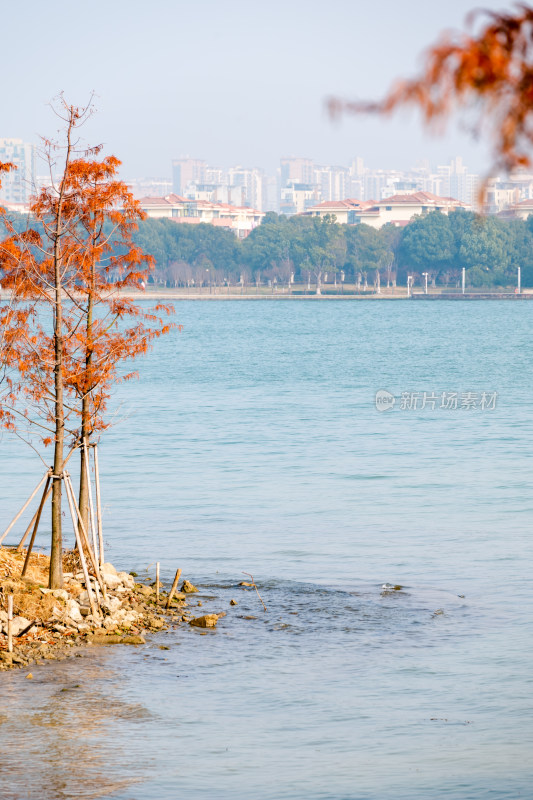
[119,290,533,301]
[3,290,531,302]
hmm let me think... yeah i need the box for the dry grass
[0,548,82,619]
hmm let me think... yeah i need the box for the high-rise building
[280,157,315,186]
[172,158,207,195]
[0,138,35,204]
[228,166,264,209]
[314,165,349,202]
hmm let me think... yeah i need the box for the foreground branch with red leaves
[0,99,174,587]
[328,3,533,177]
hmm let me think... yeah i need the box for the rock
[100,562,118,576]
[65,599,83,623]
[88,634,120,644]
[230,599,238,606]
[8,616,31,637]
[117,571,135,590]
[79,605,91,617]
[0,653,13,665]
[40,588,69,602]
[102,596,122,615]
[148,617,165,630]
[181,580,198,594]
[101,572,122,590]
[189,614,220,628]
[26,673,33,679]
[87,634,145,645]
[136,584,154,597]
[0,610,8,623]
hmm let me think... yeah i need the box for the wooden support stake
[21,475,52,578]
[166,568,182,609]
[7,595,13,653]
[156,562,160,605]
[64,473,107,601]
[94,445,104,566]
[64,476,99,619]
[0,471,50,546]
[16,447,77,552]
[17,484,53,552]
[83,440,99,561]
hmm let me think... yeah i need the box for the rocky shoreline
[0,548,222,672]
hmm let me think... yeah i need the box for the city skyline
[4,139,533,219]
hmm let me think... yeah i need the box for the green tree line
[5,209,533,288]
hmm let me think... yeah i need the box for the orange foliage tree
[0,161,17,423]
[328,4,533,178]
[0,99,174,587]
[55,154,174,534]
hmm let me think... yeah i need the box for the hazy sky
[1,0,515,178]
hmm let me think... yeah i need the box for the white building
[306,198,370,224]
[0,138,35,204]
[314,165,349,202]
[353,192,469,229]
[280,183,321,215]
[138,194,264,238]
[227,166,264,210]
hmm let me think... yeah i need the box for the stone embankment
[0,549,221,671]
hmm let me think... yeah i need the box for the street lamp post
[518,266,521,295]
[422,271,428,295]
[462,267,466,295]
[407,275,412,298]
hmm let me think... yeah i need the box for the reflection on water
[0,651,151,800]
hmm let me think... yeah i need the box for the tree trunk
[49,108,75,588]
[78,286,93,534]
[49,254,64,589]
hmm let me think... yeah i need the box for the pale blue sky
[1,0,513,178]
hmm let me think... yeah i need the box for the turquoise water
[1,300,532,799]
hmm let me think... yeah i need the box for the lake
[1,299,532,799]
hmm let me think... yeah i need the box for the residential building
[306,198,370,224]
[172,158,207,195]
[137,194,264,238]
[314,165,350,202]
[353,191,469,229]
[280,183,321,215]
[0,138,35,204]
[505,197,533,219]
[227,166,264,210]
[280,157,315,186]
